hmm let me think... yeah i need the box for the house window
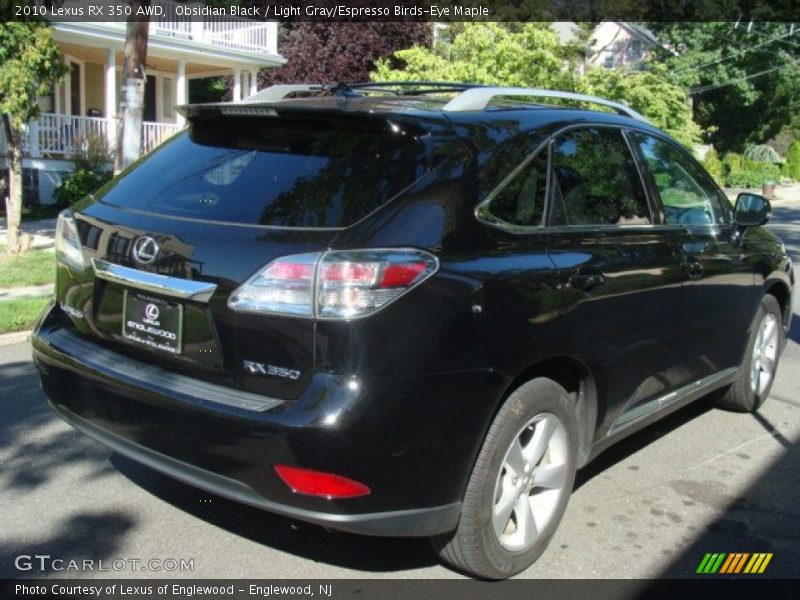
[162,76,174,119]
[627,39,644,62]
[70,61,81,116]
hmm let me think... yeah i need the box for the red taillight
[274,464,371,499]
[266,261,315,281]
[319,261,380,285]
[228,249,438,319]
[379,262,428,288]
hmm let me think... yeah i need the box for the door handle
[568,272,606,291]
[683,259,704,280]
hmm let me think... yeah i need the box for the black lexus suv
[32,82,793,579]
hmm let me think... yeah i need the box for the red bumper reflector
[274,464,371,499]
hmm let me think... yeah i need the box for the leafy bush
[54,132,113,206]
[53,168,112,206]
[743,144,783,164]
[786,140,800,181]
[724,159,780,188]
[722,152,743,174]
[702,148,723,184]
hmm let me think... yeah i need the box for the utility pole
[115,0,150,173]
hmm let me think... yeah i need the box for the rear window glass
[99,117,430,227]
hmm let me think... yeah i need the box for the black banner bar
[2,0,800,23]
[2,579,800,600]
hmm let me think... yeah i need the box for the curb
[0,330,31,346]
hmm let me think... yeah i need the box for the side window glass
[486,150,548,227]
[634,133,730,225]
[550,128,651,226]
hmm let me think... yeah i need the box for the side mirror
[734,193,771,228]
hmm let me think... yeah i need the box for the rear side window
[549,128,651,226]
[485,151,548,227]
[99,117,430,228]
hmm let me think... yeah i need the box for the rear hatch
[58,107,448,400]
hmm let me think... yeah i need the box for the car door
[630,132,758,381]
[545,126,689,437]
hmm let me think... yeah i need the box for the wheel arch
[764,279,792,331]
[499,356,598,468]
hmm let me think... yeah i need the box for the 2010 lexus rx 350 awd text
[32,83,793,579]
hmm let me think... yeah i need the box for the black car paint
[32,98,793,536]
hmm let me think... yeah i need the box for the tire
[716,294,784,413]
[431,378,578,579]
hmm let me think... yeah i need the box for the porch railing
[25,113,110,157]
[204,20,279,55]
[55,0,279,56]
[142,121,181,155]
[21,113,181,159]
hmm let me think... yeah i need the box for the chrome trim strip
[37,328,282,413]
[92,258,217,303]
[609,367,739,435]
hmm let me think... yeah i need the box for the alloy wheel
[751,312,779,396]
[492,412,569,551]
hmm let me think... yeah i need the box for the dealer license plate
[122,291,183,355]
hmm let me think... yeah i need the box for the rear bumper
[32,305,497,537]
[47,398,459,536]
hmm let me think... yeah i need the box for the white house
[550,22,677,73]
[1,0,285,203]
[585,22,675,71]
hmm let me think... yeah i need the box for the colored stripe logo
[696,552,773,574]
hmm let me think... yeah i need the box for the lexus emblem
[132,236,159,265]
[145,303,160,321]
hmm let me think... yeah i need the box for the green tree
[0,22,65,254]
[372,23,701,147]
[650,22,800,151]
[373,23,575,90]
[786,140,800,181]
[578,66,702,147]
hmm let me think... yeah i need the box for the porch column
[249,69,258,97]
[29,120,41,157]
[105,48,117,148]
[233,68,242,102]
[176,60,187,127]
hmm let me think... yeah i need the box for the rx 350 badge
[243,360,301,381]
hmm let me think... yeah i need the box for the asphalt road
[2,209,799,580]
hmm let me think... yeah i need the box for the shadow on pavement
[0,511,137,578]
[643,407,800,580]
[0,359,114,493]
[768,206,800,262]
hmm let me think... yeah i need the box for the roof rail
[242,84,324,104]
[347,81,488,95]
[441,87,649,122]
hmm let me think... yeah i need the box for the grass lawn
[0,247,56,288]
[0,297,51,333]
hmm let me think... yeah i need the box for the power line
[736,22,800,51]
[674,26,799,75]
[690,57,800,95]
